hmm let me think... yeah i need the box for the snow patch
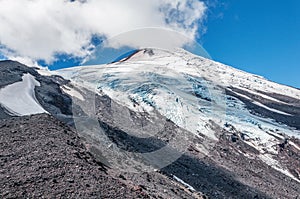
[259,154,300,183]
[0,73,47,116]
[61,85,84,101]
[252,101,292,116]
[227,89,252,101]
[234,86,290,105]
[36,68,53,76]
[173,175,196,192]
[289,141,300,151]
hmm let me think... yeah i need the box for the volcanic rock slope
[0,48,300,198]
[0,61,198,199]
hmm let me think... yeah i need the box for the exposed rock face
[0,60,74,123]
[0,105,10,119]
[0,60,37,88]
[227,87,300,130]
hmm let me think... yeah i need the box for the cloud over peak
[0,0,206,66]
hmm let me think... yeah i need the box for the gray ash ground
[0,114,145,198]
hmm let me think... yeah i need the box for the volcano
[0,48,300,198]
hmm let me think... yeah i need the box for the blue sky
[201,0,300,88]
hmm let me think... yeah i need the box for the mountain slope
[0,48,300,198]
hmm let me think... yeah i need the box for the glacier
[55,48,300,180]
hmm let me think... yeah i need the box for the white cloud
[104,28,194,50]
[0,0,206,65]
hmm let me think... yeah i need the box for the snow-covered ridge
[0,73,47,116]
[126,48,300,99]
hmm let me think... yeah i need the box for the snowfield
[0,73,47,116]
